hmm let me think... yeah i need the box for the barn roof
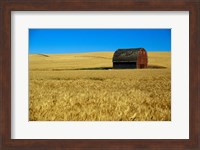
[113,48,145,62]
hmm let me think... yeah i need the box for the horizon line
[29,51,171,55]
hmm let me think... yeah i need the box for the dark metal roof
[113,48,144,62]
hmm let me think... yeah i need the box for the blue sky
[29,29,171,54]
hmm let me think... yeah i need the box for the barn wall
[137,49,148,68]
[113,62,137,69]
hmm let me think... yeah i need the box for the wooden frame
[0,0,199,149]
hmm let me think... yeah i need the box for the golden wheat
[29,52,171,121]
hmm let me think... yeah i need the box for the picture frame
[0,0,199,149]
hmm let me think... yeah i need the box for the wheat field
[29,52,171,121]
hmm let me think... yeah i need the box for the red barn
[112,48,148,69]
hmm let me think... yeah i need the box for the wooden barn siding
[137,49,148,68]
